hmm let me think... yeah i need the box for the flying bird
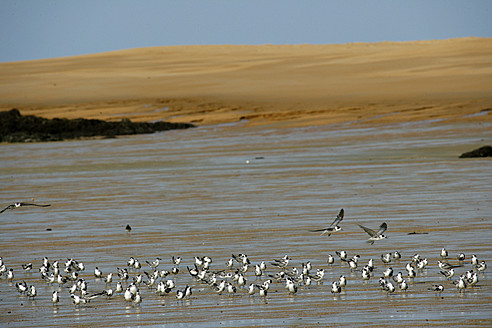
[309,208,344,236]
[358,222,387,245]
[1,202,51,214]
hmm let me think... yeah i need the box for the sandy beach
[1,37,491,127]
[1,38,491,326]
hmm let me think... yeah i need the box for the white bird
[146,258,161,268]
[331,281,341,294]
[172,256,182,266]
[133,292,142,305]
[115,282,123,293]
[416,258,428,270]
[71,294,88,305]
[42,257,50,268]
[428,284,444,294]
[262,279,272,291]
[383,267,393,278]
[22,263,33,272]
[52,291,59,304]
[227,283,237,296]
[6,268,14,281]
[302,261,312,274]
[56,274,67,285]
[215,280,226,294]
[248,283,256,296]
[358,222,387,245]
[124,288,134,302]
[440,268,455,280]
[438,260,453,271]
[166,279,176,289]
[455,276,467,292]
[327,254,335,265]
[339,275,346,287]
[1,202,51,214]
[194,256,204,267]
[471,255,478,266]
[255,264,263,278]
[336,250,348,261]
[94,267,103,278]
[16,281,28,294]
[310,269,325,282]
[476,261,487,272]
[407,266,417,279]
[393,272,404,284]
[176,289,185,300]
[237,274,247,287]
[468,272,479,286]
[285,278,297,294]
[102,288,114,298]
[184,286,192,298]
[76,262,85,271]
[271,255,290,268]
[399,280,408,292]
[381,253,391,264]
[226,258,234,269]
[309,208,344,236]
[258,285,268,297]
[383,281,395,293]
[129,283,138,295]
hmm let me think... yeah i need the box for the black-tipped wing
[309,228,334,232]
[309,208,344,233]
[331,208,344,228]
[20,203,51,208]
[376,222,387,235]
[0,204,15,214]
[358,224,377,237]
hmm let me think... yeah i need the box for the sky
[1,1,491,62]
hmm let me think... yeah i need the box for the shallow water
[1,120,491,327]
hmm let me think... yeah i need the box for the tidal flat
[1,120,491,327]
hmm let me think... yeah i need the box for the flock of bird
[0,203,488,309]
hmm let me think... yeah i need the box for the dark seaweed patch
[0,108,194,143]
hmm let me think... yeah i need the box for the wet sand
[1,121,491,327]
[0,38,491,326]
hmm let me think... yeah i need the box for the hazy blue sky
[1,1,491,62]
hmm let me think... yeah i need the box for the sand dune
[1,37,491,127]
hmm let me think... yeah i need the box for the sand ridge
[1,37,491,127]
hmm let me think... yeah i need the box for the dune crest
[1,37,491,127]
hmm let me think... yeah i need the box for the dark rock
[0,108,195,143]
[459,146,492,158]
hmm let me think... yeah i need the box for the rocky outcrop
[459,146,492,158]
[0,109,194,143]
